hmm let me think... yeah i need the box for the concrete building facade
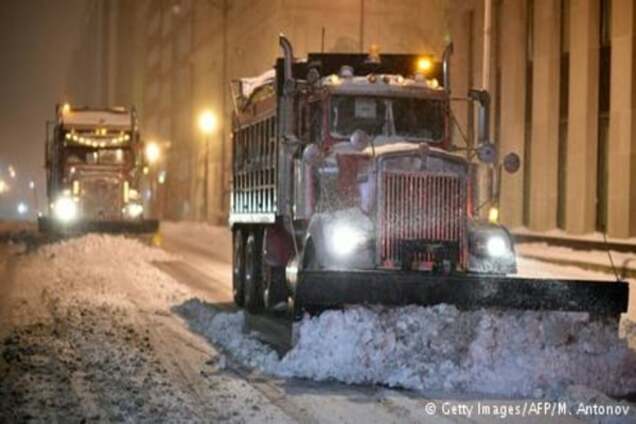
[69,0,636,239]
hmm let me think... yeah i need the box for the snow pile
[282,306,636,397]
[174,299,279,371]
[177,301,636,399]
[26,234,184,310]
[38,233,172,263]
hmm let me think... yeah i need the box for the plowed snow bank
[176,300,636,399]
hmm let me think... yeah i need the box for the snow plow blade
[38,217,159,235]
[294,270,629,319]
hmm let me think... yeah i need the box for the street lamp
[198,110,217,221]
[145,142,161,164]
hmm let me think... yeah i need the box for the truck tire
[244,231,264,313]
[261,228,289,311]
[232,229,246,306]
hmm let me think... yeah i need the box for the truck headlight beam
[53,197,78,222]
[329,225,366,257]
[486,235,508,257]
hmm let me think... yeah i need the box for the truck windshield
[330,95,445,142]
[330,96,386,137]
[66,149,128,166]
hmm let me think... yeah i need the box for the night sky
[0,0,85,218]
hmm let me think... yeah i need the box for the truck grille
[80,177,123,220]
[378,171,467,269]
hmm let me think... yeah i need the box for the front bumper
[294,270,629,320]
[38,216,159,235]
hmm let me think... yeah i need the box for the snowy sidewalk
[516,242,636,279]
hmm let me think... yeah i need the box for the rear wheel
[244,231,264,313]
[232,229,246,306]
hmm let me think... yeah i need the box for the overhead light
[198,110,217,135]
[17,202,28,215]
[416,56,433,74]
[145,142,160,164]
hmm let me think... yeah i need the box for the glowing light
[198,110,217,135]
[486,236,508,257]
[0,180,9,194]
[416,57,433,73]
[427,78,439,89]
[53,196,77,222]
[125,203,144,218]
[17,202,28,215]
[8,165,16,179]
[29,181,35,190]
[72,180,80,196]
[145,142,161,164]
[158,170,167,184]
[329,225,366,257]
[61,103,71,114]
[367,44,381,64]
[488,207,499,224]
[123,181,130,203]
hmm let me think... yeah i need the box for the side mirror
[503,152,521,174]
[468,89,490,145]
[477,143,497,165]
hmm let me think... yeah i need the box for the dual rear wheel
[233,227,287,313]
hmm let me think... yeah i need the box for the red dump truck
[39,104,158,235]
[229,36,628,323]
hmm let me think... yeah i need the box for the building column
[449,5,472,149]
[528,0,560,230]
[607,0,636,237]
[565,0,599,234]
[498,0,526,228]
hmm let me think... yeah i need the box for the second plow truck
[230,36,628,334]
[39,104,158,235]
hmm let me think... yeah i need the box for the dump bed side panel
[230,94,280,224]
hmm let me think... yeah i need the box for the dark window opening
[557,0,570,229]
[523,0,534,227]
[596,0,611,231]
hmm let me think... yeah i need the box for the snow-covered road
[0,223,634,423]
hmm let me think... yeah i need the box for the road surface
[0,223,632,423]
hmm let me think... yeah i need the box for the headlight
[486,235,508,257]
[53,196,78,222]
[124,203,144,218]
[329,225,366,256]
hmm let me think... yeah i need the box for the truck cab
[230,37,520,314]
[40,104,157,234]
